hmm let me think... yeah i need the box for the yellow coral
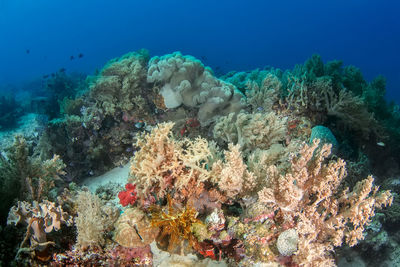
[150,195,201,252]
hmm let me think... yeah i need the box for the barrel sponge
[310,125,338,153]
[147,52,245,126]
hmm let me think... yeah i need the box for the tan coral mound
[114,208,158,248]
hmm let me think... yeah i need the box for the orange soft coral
[149,194,201,253]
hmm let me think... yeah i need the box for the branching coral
[324,88,381,139]
[211,144,256,199]
[257,139,392,266]
[130,122,260,201]
[129,122,212,199]
[285,69,380,140]
[213,111,287,155]
[245,73,282,112]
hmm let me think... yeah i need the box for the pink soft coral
[118,183,137,207]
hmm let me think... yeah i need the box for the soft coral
[118,183,137,207]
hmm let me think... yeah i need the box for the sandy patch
[81,163,130,193]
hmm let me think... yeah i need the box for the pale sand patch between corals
[81,163,130,193]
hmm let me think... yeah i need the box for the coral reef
[2,51,399,267]
[244,72,282,112]
[83,49,152,128]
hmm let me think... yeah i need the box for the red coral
[118,183,137,207]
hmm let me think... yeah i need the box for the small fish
[51,73,55,77]
[78,53,84,58]
[59,68,66,72]
[70,55,74,60]
[135,121,145,129]
[377,142,385,147]
[26,49,30,54]
[88,170,94,176]
[43,74,49,79]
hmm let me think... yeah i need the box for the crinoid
[149,194,201,253]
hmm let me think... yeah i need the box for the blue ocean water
[0,0,399,102]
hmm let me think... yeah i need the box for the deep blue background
[0,0,399,102]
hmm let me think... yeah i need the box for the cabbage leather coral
[7,200,72,260]
[147,52,245,126]
[149,194,201,253]
[257,139,393,266]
